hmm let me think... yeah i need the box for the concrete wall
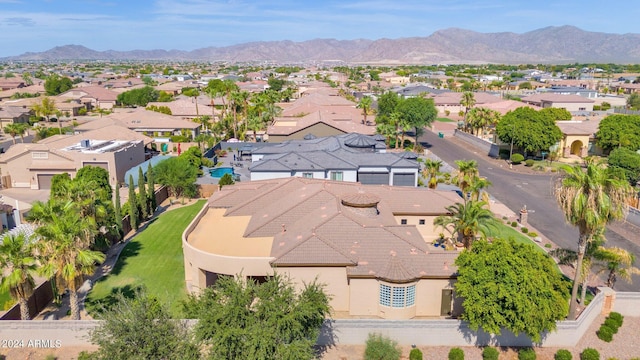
[453,130,501,158]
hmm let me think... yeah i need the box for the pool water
[210,167,234,178]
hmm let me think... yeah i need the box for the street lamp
[509,124,514,169]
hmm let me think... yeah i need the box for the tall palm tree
[434,199,498,249]
[453,159,479,196]
[459,92,476,132]
[246,115,265,142]
[2,123,22,144]
[595,246,640,289]
[0,233,38,320]
[423,159,443,189]
[555,160,634,320]
[376,123,395,148]
[467,107,501,137]
[29,199,106,320]
[357,96,373,123]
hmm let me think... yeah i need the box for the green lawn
[86,200,206,317]
[435,117,455,122]
[487,222,546,253]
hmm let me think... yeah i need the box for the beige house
[268,90,375,142]
[58,86,119,109]
[521,94,595,112]
[556,119,603,158]
[183,177,463,319]
[0,106,32,129]
[0,125,149,189]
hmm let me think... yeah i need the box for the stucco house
[58,86,120,109]
[0,125,150,189]
[520,94,595,112]
[183,177,463,319]
[0,106,32,129]
[249,133,420,186]
[556,119,603,158]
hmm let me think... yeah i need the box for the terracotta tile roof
[207,177,459,281]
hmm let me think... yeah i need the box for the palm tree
[182,88,200,116]
[555,160,634,320]
[423,159,443,189]
[3,123,22,144]
[357,96,373,123]
[29,199,106,320]
[595,246,640,289]
[246,115,265,142]
[459,92,476,132]
[467,176,492,204]
[467,107,500,137]
[453,159,479,196]
[376,123,396,148]
[0,233,38,320]
[434,199,498,249]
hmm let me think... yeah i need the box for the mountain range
[4,26,640,64]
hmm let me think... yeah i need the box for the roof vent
[80,139,90,148]
[341,192,380,217]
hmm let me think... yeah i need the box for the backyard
[85,200,206,317]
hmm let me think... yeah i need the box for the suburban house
[248,133,420,186]
[0,124,149,189]
[541,86,599,99]
[147,95,219,120]
[77,108,201,141]
[520,94,595,112]
[0,106,32,129]
[0,84,45,101]
[556,119,604,158]
[58,85,120,109]
[0,80,25,91]
[183,177,463,319]
[267,89,374,142]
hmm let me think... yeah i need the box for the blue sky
[1,0,638,57]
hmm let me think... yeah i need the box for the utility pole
[509,124,514,169]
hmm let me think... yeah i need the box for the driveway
[418,130,640,291]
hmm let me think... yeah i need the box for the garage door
[392,173,415,187]
[358,172,389,185]
[83,162,109,170]
[37,174,54,189]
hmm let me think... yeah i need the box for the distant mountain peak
[3,26,640,63]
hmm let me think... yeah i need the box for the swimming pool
[210,167,234,178]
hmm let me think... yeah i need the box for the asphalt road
[419,130,640,291]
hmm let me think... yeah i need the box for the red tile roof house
[58,86,120,110]
[183,177,464,319]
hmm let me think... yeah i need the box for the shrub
[604,318,620,333]
[521,227,529,233]
[555,349,572,360]
[525,159,535,167]
[596,325,613,342]
[482,347,499,360]
[608,312,623,327]
[409,348,423,360]
[511,153,525,164]
[364,333,401,360]
[544,243,552,248]
[170,135,190,143]
[528,232,538,237]
[511,221,518,227]
[499,149,510,159]
[44,355,57,360]
[518,347,536,360]
[532,164,546,171]
[580,348,600,360]
[449,347,465,360]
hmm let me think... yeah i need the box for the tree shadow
[457,321,545,348]
[106,240,142,277]
[85,284,143,315]
[313,319,337,359]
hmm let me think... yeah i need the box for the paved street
[419,130,640,291]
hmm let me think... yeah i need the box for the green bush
[364,333,401,360]
[482,347,499,360]
[521,227,529,233]
[499,149,510,159]
[511,153,525,164]
[604,318,620,333]
[409,348,423,360]
[511,221,518,227]
[525,159,535,167]
[544,243,552,248]
[608,312,623,327]
[170,135,190,143]
[596,325,614,342]
[518,347,536,360]
[528,232,538,237]
[580,348,600,360]
[449,347,465,360]
[555,349,572,360]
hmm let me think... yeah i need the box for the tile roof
[206,177,460,281]
[521,93,595,103]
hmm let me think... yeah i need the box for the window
[419,219,425,225]
[302,172,313,178]
[31,152,48,159]
[379,283,416,308]
[400,219,407,225]
[379,284,391,307]
[579,107,586,111]
[330,171,343,181]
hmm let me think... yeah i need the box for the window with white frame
[302,172,313,178]
[31,152,49,159]
[379,283,416,308]
[330,171,343,181]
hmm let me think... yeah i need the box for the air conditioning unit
[80,139,90,148]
